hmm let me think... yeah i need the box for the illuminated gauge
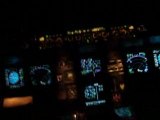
[81,58,101,76]
[84,83,106,106]
[153,50,160,69]
[5,68,24,88]
[8,71,19,84]
[84,86,97,100]
[30,65,52,86]
[126,52,148,74]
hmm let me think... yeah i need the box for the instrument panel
[126,52,149,74]
[5,68,24,89]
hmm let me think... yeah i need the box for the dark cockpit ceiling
[0,1,158,54]
[0,1,159,38]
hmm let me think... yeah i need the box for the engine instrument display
[30,65,52,86]
[81,58,101,76]
[126,52,148,74]
[84,83,106,106]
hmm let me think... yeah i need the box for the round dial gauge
[126,53,148,74]
[30,65,52,86]
[9,71,19,84]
